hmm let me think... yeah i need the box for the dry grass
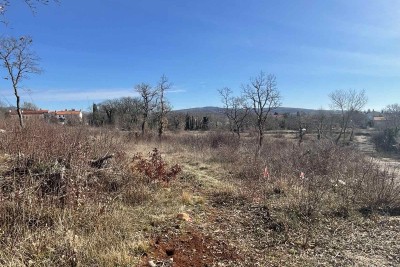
[161,131,400,259]
[0,119,187,266]
[157,130,400,218]
[0,120,399,266]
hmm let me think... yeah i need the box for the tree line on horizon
[0,0,399,151]
[0,33,398,152]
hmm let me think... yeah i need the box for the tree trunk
[341,116,350,142]
[339,112,351,143]
[258,127,263,149]
[14,86,24,128]
[236,125,241,138]
[141,111,149,136]
[105,110,113,124]
[141,119,146,136]
[158,118,164,138]
[349,126,354,141]
[335,130,343,144]
[343,126,347,140]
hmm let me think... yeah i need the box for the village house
[49,109,83,124]
[372,116,388,128]
[8,109,50,121]
[8,109,82,124]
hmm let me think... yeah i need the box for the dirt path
[138,154,400,267]
[353,135,377,156]
[354,133,400,180]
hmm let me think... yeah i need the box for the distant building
[8,108,82,124]
[8,109,49,121]
[49,109,83,124]
[372,116,387,128]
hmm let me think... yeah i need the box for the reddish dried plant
[130,148,181,184]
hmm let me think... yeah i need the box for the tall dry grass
[1,121,399,264]
[164,130,400,215]
[162,130,400,248]
[0,119,185,266]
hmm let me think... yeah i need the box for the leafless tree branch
[329,88,367,143]
[155,74,172,139]
[218,87,249,138]
[135,83,158,136]
[0,36,42,128]
[242,72,281,149]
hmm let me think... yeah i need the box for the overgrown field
[0,120,399,266]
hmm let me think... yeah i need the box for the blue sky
[0,0,399,111]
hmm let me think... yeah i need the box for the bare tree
[135,83,157,136]
[100,99,117,125]
[243,72,281,149]
[0,36,41,128]
[155,74,172,138]
[23,0,58,11]
[0,0,57,15]
[309,108,341,140]
[115,96,142,130]
[92,97,143,129]
[329,88,367,143]
[218,87,249,138]
[1,0,59,24]
[22,101,39,110]
[383,103,400,129]
[313,108,327,140]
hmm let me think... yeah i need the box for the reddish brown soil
[140,225,241,267]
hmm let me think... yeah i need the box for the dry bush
[355,163,400,214]
[205,131,238,149]
[203,131,240,164]
[0,119,164,265]
[129,148,182,184]
[171,132,209,153]
[210,137,400,247]
[0,120,126,206]
[167,131,241,163]
[161,130,400,217]
[220,137,400,217]
[372,127,399,153]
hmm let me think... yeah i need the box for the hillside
[173,106,320,115]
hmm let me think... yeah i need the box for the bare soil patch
[140,224,242,267]
[141,146,400,266]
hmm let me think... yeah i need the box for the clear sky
[0,0,399,111]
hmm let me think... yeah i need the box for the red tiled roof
[50,110,81,116]
[8,109,81,116]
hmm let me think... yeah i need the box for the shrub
[372,127,399,152]
[0,120,127,207]
[228,138,400,217]
[0,119,181,265]
[206,131,238,149]
[129,148,182,184]
[0,120,133,248]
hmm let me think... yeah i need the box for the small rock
[177,212,192,222]
[148,260,157,267]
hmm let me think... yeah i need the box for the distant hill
[174,106,223,114]
[173,106,320,115]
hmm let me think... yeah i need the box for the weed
[130,148,182,184]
